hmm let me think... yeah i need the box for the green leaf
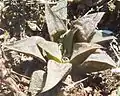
[70,43,102,65]
[73,12,105,42]
[117,86,120,96]
[45,4,66,41]
[51,0,67,20]
[90,30,117,43]
[41,60,72,93]
[5,36,62,62]
[37,37,62,62]
[63,28,77,57]
[29,70,46,96]
[5,36,46,62]
[77,49,116,73]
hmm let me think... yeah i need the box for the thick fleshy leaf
[77,49,116,72]
[63,28,77,57]
[29,70,46,96]
[51,0,67,20]
[5,36,62,62]
[90,30,116,43]
[41,60,72,93]
[5,36,46,62]
[70,43,102,65]
[117,86,120,96]
[100,30,113,35]
[72,12,105,42]
[37,37,62,62]
[45,4,66,41]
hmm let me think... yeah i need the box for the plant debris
[1,0,120,96]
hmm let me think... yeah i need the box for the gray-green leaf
[5,36,62,62]
[73,12,105,42]
[63,28,78,57]
[37,37,62,62]
[90,30,116,43]
[70,43,102,65]
[29,70,46,96]
[5,36,46,62]
[41,60,72,93]
[51,0,67,20]
[45,4,66,41]
[77,49,116,72]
